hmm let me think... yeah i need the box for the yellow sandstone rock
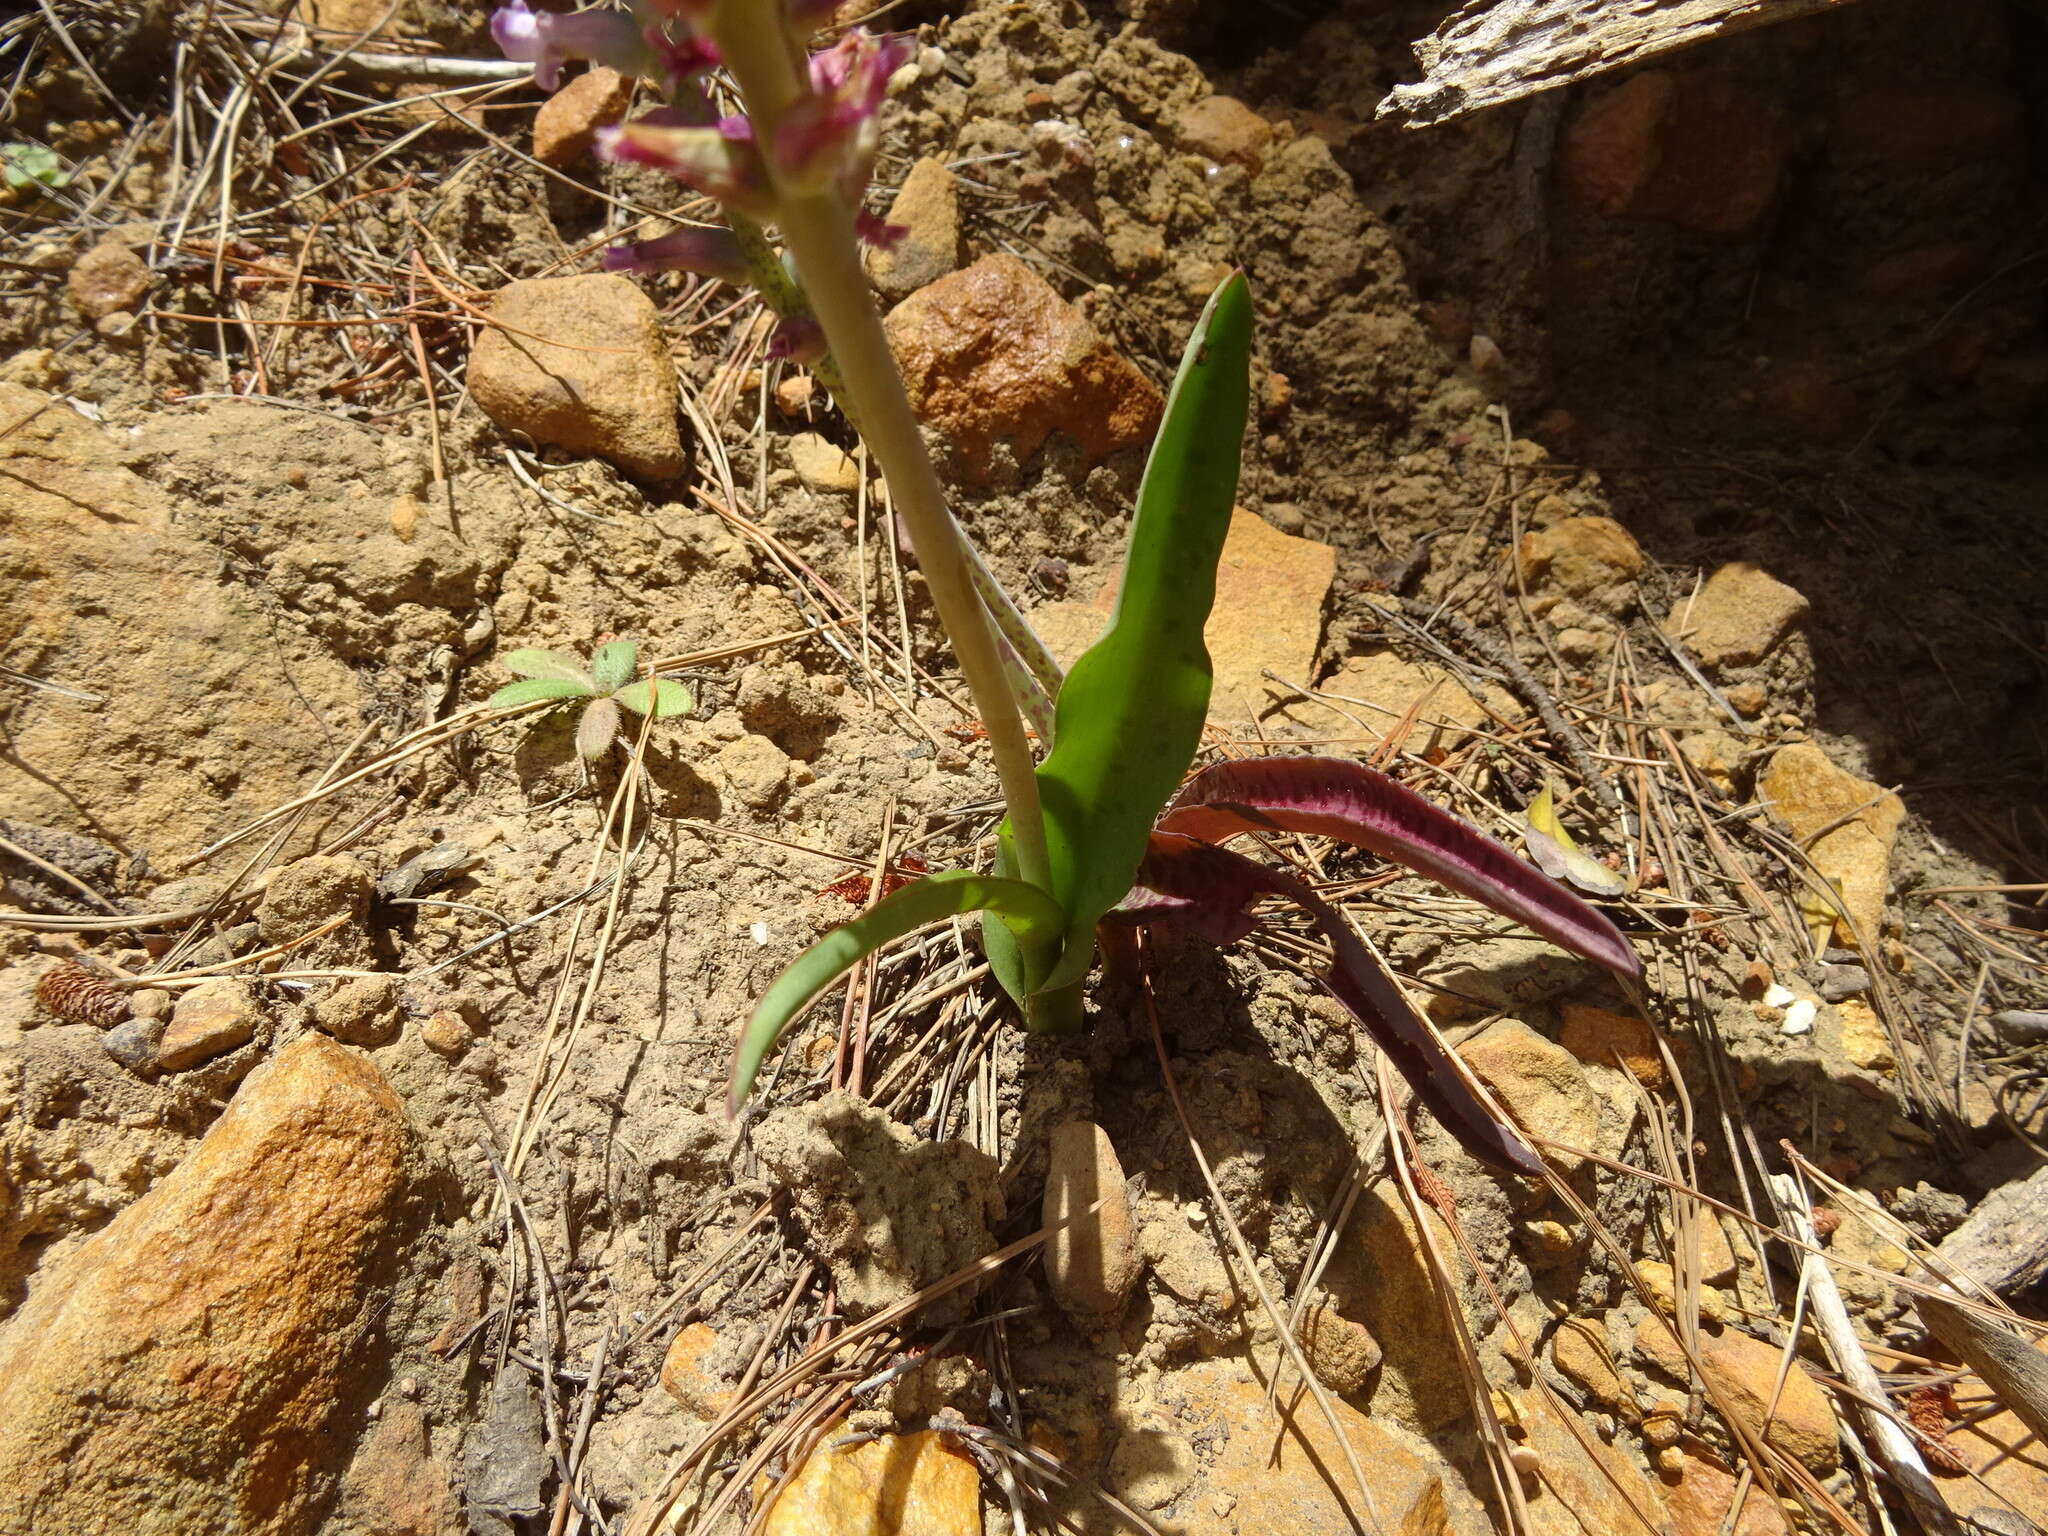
[761,1430,981,1536]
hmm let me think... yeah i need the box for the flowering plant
[494,2,1640,1174]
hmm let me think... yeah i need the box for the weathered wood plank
[1377,0,1859,128]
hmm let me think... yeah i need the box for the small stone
[67,240,151,321]
[1723,683,1768,717]
[101,1014,165,1073]
[470,274,684,480]
[94,312,138,342]
[1665,562,1810,667]
[1677,728,1744,795]
[532,65,632,167]
[419,1008,471,1055]
[258,853,374,942]
[786,432,860,494]
[1658,1212,1739,1288]
[1757,742,1903,950]
[761,1430,979,1536]
[128,987,172,1022]
[1555,627,1611,664]
[1043,1120,1142,1321]
[1635,1259,1728,1324]
[1458,1018,1602,1174]
[1559,1002,1671,1090]
[660,1323,736,1420]
[774,374,816,416]
[311,973,402,1047]
[1992,1010,2048,1047]
[865,156,961,300]
[389,494,423,543]
[159,978,261,1069]
[1173,94,1273,172]
[0,1036,413,1532]
[1551,1319,1636,1415]
[1516,515,1644,613]
[716,733,792,811]
[883,254,1160,483]
[1835,998,1893,1072]
[1295,1303,1382,1394]
[1559,70,1780,234]
[1817,963,1869,1002]
[1635,1320,1838,1472]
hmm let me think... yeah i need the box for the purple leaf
[1115,833,1545,1177]
[1158,756,1640,981]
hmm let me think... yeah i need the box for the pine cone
[34,961,130,1027]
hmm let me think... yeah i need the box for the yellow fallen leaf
[1522,782,1626,898]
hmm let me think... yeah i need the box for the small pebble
[1817,964,1870,1002]
[101,1015,163,1072]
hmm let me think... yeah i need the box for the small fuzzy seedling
[488,640,692,760]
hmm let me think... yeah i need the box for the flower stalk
[700,5,1053,892]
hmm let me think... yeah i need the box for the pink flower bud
[492,1,650,92]
[771,30,913,194]
[597,115,774,217]
[766,314,826,364]
[601,225,749,281]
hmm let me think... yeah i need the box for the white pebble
[1780,998,1817,1036]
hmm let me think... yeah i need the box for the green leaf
[590,639,639,695]
[489,676,595,708]
[732,872,1067,1110]
[501,648,592,686]
[613,678,693,718]
[576,695,622,760]
[1,144,67,192]
[1022,270,1254,1016]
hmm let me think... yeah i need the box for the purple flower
[601,225,749,281]
[773,30,914,194]
[596,114,774,217]
[491,1,650,92]
[766,314,826,364]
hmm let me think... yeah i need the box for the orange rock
[1169,1358,1464,1535]
[1559,1003,1670,1091]
[1173,95,1273,173]
[1633,1320,1839,1473]
[1664,562,1809,667]
[867,156,961,300]
[1756,743,1902,949]
[470,274,683,480]
[67,240,150,321]
[661,1322,736,1420]
[1658,1447,1792,1536]
[1514,515,1644,600]
[533,66,633,166]
[883,254,1160,482]
[1458,1018,1601,1174]
[1560,71,1780,235]
[339,1401,461,1536]
[1043,1121,1141,1320]
[1937,1340,2048,1530]
[1031,507,1331,726]
[0,1035,415,1533]
[1507,1389,1667,1536]
[760,1430,981,1536]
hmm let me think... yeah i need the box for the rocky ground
[0,1,2044,1534]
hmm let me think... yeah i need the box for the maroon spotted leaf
[1115,832,1545,1176]
[1157,756,1640,981]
